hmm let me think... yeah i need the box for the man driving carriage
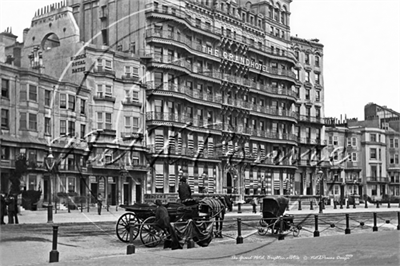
[178,176,192,203]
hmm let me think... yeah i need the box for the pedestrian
[154,200,181,250]
[1,193,6,225]
[6,194,19,224]
[178,176,192,203]
[97,193,103,215]
[252,197,257,213]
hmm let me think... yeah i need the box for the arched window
[41,33,60,50]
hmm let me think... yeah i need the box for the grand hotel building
[1,0,326,205]
[66,0,316,199]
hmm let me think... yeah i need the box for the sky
[1,0,399,120]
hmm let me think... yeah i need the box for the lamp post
[317,169,324,214]
[45,149,55,223]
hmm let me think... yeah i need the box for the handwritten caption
[232,254,353,261]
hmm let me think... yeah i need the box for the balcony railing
[146,111,222,130]
[146,82,222,104]
[147,145,297,166]
[145,3,220,35]
[299,115,324,124]
[222,74,297,93]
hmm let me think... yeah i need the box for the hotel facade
[1,0,332,205]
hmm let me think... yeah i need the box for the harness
[200,197,225,218]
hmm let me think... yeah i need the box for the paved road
[2,230,398,266]
[1,204,399,266]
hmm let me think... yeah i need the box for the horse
[198,195,232,238]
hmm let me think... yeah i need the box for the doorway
[227,173,233,194]
[110,183,117,205]
[90,183,98,203]
[136,185,141,203]
[123,183,129,205]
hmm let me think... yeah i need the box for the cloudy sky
[1,0,399,120]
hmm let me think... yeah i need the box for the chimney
[23,28,29,43]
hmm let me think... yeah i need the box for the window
[67,177,75,193]
[105,113,112,129]
[96,85,103,97]
[1,146,10,160]
[132,117,139,129]
[306,107,311,117]
[396,154,399,164]
[315,73,320,84]
[68,121,75,135]
[28,113,37,131]
[305,89,310,100]
[2,79,9,98]
[68,95,75,111]
[315,56,320,67]
[370,148,377,159]
[305,54,310,64]
[371,165,377,178]
[45,90,51,106]
[125,116,131,129]
[154,71,163,88]
[305,71,310,82]
[167,49,173,62]
[80,99,86,115]
[395,139,399,148]
[105,60,112,70]
[316,90,321,101]
[28,85,37,102]
[80,124,86,139]
[294,69,299,80]
[371,185,377,196]
[60,120,66,135]
[333,136,338,145]
[315,108,321,118]
[20,112,27,130]
[28,175,37,191]
[167,25,174,38]
[105,85,112,98]
[352,153,357,162]
[20,86,27,101]
[45,117,51,135]
[60,93,66,108]
[352,137,357,146]
[1,109,9,129]
[370,133,376,142]
[390,138,394,148]
[97,113,103,129]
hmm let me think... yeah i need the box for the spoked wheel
[140,216,165,248]
[116,212,139,243]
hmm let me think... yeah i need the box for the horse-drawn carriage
[258,196,301,237]
[116,196,232,248]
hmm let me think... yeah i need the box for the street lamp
[45,149,56,223]
[317,169,324,214]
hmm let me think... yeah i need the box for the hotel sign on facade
[203,47,270,72]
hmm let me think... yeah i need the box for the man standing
[178,176,191,202]
[6,194,19,224]
[1,193,6,225]
[97,193,103,215]
[154,200,181,250]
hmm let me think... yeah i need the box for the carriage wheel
[271,220,280,235]
[140,216,165,248]
[116,213,139,243]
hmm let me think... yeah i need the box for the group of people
[1,193,19,225]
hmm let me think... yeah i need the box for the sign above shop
[144,193,178,204]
